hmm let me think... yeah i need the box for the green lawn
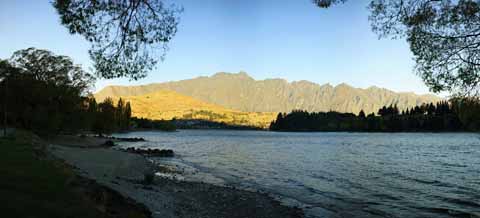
[0,134,100,218]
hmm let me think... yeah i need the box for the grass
[0,132,100,218]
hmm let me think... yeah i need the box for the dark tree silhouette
[0,49,146,136]
[451,97,480,131]
[358,110,366,118]
[0,49,96,135]
[93,97,116,135]
[270,100,471,132]
[313,0,347,8]
[125,102,132,128]
[317,0,480,96]
[9,48,95,94]
[0,60,19,136]
[53,0,182,80]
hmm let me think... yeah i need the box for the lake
[113,130,480,218]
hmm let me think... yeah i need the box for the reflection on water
[114,130,480,218]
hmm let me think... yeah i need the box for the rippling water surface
[114,130,480,218]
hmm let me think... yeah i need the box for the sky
[0,0,435,94]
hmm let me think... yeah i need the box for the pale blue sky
[0,0,434,94]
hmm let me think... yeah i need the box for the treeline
[87,97,133,135]
[131,117,176,131]
[270,99,480,132]
[0,48,136,136]
[172,119,262,130]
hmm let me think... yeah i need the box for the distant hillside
[96,72,441,115]
[98,90,276,128]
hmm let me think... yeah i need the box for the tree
[115,98,132,130]
[0,60,19,136]
[0,49,96,136]
[451,97,480,130]
[358,110,366,118]
[316,0,480,96]
[269,100,471,132]
[392,104,399,116]
[53,0,182,80]
[125,102,132,129]
[85,96,98,130]
[9,48,95,95]
[94,98,116,135]
[313,0,347,8]
[116,98,125,130]
[427,103,436,115]
[378,106,388,117]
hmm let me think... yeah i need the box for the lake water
[113,130,480,218]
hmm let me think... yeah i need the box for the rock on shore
[121,147,174,157]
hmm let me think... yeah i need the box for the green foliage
[125,102,132,124]
[451,97,480,131]
[9,48,95,94]
[116,98,126,130]
[131,117,176,131]
[93,97,116,135]
[313,0,347,8]
[0,48,95,136]
[0,48,134,136]
[318,0,480,96]
[53,0,182,80]
[270,100,473,132]
[92,97,133,135]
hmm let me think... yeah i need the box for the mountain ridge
[95,72,441,115]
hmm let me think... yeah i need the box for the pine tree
[116,98,125,130]
[124,102,132,130]
[358,110,366,118]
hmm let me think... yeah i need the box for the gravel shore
[48,137,303,218]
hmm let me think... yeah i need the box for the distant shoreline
[122,127,478,133]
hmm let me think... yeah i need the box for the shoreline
[112,127,480,134]
[48,135,304,218]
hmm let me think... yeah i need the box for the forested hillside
[102,90,277,128]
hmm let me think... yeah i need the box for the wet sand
[48,136,303,218]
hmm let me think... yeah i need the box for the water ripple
[114,130,480,218]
